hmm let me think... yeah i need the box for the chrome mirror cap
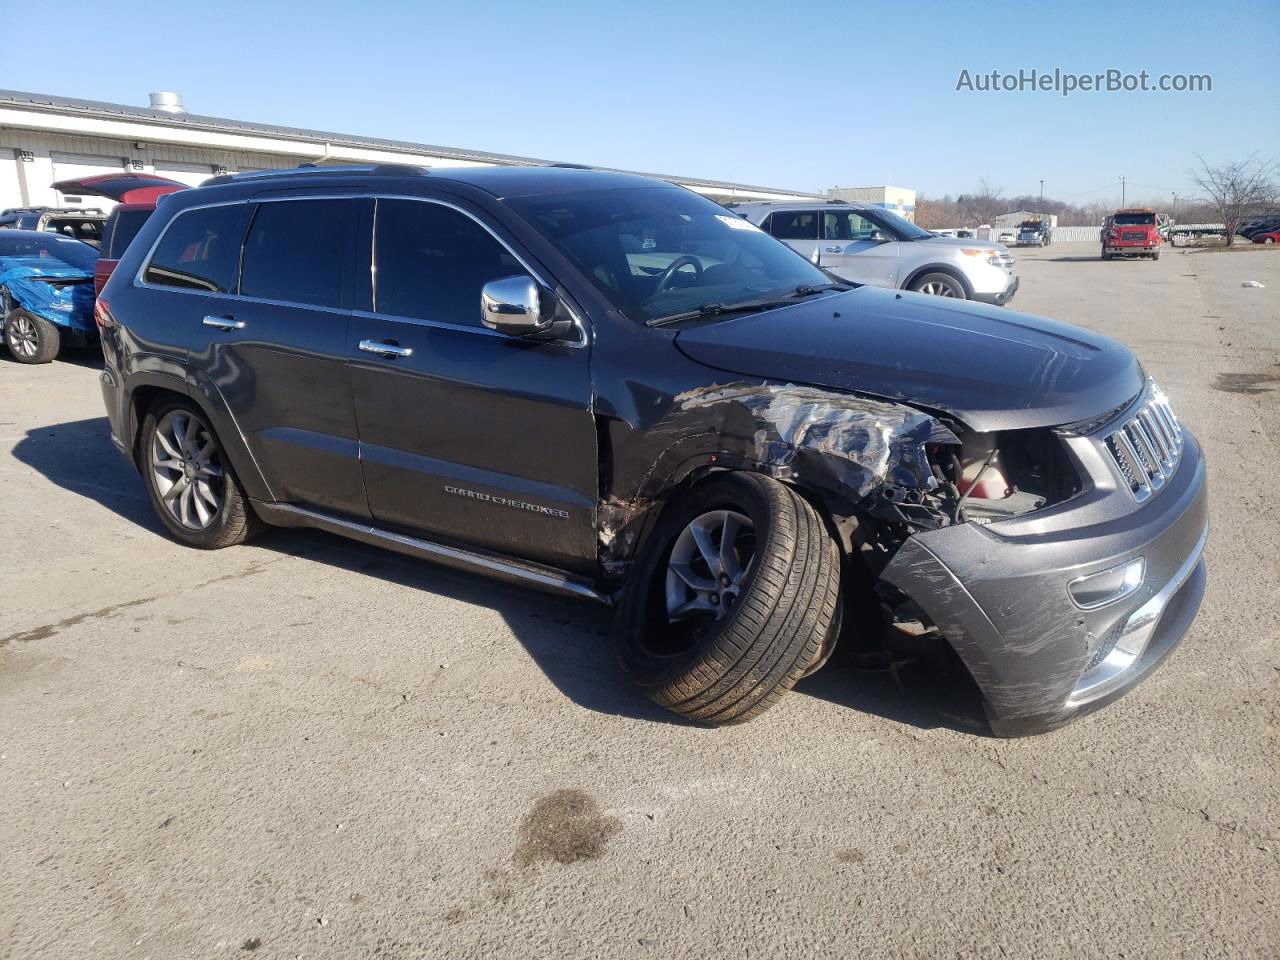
[481,275,552,337]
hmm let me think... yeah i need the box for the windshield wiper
[646,284,851,327]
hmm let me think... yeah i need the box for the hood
[52,173,188,205]
[673,286,1144,432]
[917,236,1006,253]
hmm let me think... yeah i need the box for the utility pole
[1039,179,1044,210]
[1120,176,1126,207]
[1171,192,1177,220]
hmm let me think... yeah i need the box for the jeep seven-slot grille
[1103,384,1183,502]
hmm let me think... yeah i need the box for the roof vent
[148,92,187,114]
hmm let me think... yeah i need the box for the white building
[826,185,917,222]
[0,89,822,212]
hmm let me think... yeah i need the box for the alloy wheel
[918,280,958,297]
[151,410,226,530]
[665,509,756,623]
[7,315,38,359]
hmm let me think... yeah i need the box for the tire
[1152,249,1161,261]
[908,272,967,299]
[614,472,842,725]
[3,305,60,364]
[1264,237,1276,244]
[140,399,261,549]
[1100,247,1111,261]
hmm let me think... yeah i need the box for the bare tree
[959,178,1007,226]
[1190,154,1278,245]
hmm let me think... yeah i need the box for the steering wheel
[655,255,703,292]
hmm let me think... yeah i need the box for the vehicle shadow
[9,415,678,726]
[1045,256,1103,263]
[12,416,993,734]
[0,346,103,369]
[795,654,992,737]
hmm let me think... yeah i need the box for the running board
[252,501,612,605]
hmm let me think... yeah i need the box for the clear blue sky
[6,0,1277,205]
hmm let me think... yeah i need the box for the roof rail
[201,164,430,187]
[548,162,594,170]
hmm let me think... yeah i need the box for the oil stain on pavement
[514,789,622,866]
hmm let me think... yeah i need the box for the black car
[97,165,1208,734]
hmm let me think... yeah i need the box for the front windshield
[1113,213,1156,226]
[865,206,933,240]
[0,233,96,271]
[505,187,831,323]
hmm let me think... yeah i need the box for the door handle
[202,315,245,331]
[358,339,413,358]
[824,246,844,253]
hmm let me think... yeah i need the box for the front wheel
[614,472,842,725]
[908,272,967,299]
[3,306,60,364]
[141,400,261,548]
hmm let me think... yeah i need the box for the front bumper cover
[972,274,1019,306]
[882,430,1207,736]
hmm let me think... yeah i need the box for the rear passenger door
[185,196,370,518]
[762,210,820,264]
[348,196,597,574]
[818,210,900,287]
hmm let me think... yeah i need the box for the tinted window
[374,198,525,327]
[766,211,818,240]
[106,209,153,259]
[144,204,246,292]
[240,199,352,308]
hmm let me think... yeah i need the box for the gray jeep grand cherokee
[96,165,1207,735]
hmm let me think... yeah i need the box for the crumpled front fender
[2,270,96,332]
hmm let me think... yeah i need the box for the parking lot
[1,241,1277,959]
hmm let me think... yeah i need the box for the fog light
[1068,558,1145,610]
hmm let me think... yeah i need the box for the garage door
[51,153,124,210]
[152,161,216,188]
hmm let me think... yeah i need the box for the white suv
[727,201,1019,305]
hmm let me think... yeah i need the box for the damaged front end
[1,266,98,341]
[607,379,1188,735]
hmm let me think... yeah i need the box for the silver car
[728,201,1019,305]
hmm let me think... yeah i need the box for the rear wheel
[141,400,261,549]
[908,272,966,299]
[614,472,842,725]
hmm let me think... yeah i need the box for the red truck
[1100,208,1163,261]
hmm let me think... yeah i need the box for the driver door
[818,210,900,288]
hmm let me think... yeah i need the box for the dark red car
[50,174,188,294]
[1252,231,1280,245]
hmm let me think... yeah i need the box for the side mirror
[870,230,893,243]
[481,275,554,337]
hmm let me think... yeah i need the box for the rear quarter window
[144,204,248,292]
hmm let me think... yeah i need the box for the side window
[108,209,152,260]
[374,198,525,327]
[821,212,879,241]
[765,211,818,240]
[240,199,353,308]
[144,204,247,292]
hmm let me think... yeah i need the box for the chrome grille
[1103,383,1183,502]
